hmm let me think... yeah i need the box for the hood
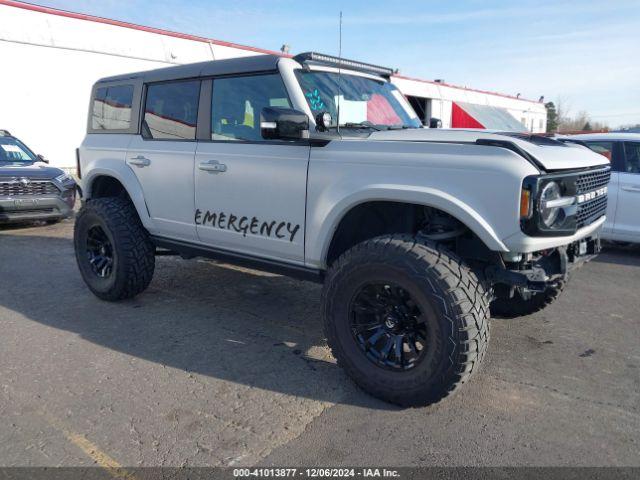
[0,161,63,179]
[367,128,610,171]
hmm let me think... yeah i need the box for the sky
[37,0,640,127]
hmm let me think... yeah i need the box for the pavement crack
[488,374,640,418]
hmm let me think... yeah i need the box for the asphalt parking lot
[0,218,639,468]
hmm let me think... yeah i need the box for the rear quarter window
[91,84,134,131]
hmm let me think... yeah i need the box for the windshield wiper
[340,122,382,131]
[386,125,416,130]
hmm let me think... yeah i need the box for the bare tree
[555,96,571,126]
[553,98,608,132]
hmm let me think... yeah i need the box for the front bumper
[488,235,601,292]
[0,194,74,223]
[502,215,606,253]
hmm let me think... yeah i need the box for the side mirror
[37,154,49,164]
[261,107,309,140]
[429,117,442,129]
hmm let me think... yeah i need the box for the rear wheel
[322,235,490,407]
[74,197,155,301]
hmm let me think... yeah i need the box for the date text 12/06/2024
[194,209,301,242]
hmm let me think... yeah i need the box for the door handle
[198,160,227,173]
[621,185,640,193]
[128,156,151,167]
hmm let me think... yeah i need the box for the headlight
[54,172,72,183]
[539,181,561,227]
[522,168,610,237]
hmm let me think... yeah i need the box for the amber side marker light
[520,188,532,219]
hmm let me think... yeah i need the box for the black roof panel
[96,54,282,84]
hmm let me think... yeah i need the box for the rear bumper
[0,195,73,223]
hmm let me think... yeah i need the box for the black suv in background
[0,130,76,225]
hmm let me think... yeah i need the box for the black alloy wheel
[350,283,428,371]
[86,225,114,278]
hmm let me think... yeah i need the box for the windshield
[295,70,421,130]
[0,137,36,163]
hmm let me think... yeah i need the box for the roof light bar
[293,52,395,78]
[0,129,11,137]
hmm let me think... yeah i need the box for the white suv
[562,133,640,243]
[75,52,610,406]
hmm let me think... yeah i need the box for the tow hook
[526,280,558,292]
[484,265,561,292]
[485,265,529,288]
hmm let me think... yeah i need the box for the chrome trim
[542,196,575,209]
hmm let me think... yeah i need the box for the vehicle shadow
[0,220,51,231]
[0,229,395,410]
[594,242,640,267]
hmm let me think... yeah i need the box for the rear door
[126,80,201,241]
[614,141,640,241]
[194,73,310,264]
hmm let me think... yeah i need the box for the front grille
[574,167,610,228]
[0,180,59,197]
[575,168,610,194]
[576,195,607,229]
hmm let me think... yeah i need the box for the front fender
[307,184,509,269]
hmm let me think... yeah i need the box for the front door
[614,141,640,241]
[127,79,201,241]
[194,73,310,264]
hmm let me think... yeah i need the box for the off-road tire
[322,234,490,407]
[490,281,566,319]
[74,197,155,301]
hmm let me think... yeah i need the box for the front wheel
[322,235,490,407]
[74,197,155,301]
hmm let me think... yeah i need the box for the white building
[0,0,547,170]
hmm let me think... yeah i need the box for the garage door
[451,101,527,131]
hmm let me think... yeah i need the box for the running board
[150,236,324,283]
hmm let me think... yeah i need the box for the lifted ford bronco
[75,52,610,406]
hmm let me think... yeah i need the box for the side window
[211,74,291,142]
[92,84,134,130]
[584,141,614,162]
[623,142,640,174]
[143,80,200,140]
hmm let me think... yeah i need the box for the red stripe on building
[0,0,287,57]
[0,1,542,105]
[394,74,542,105]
